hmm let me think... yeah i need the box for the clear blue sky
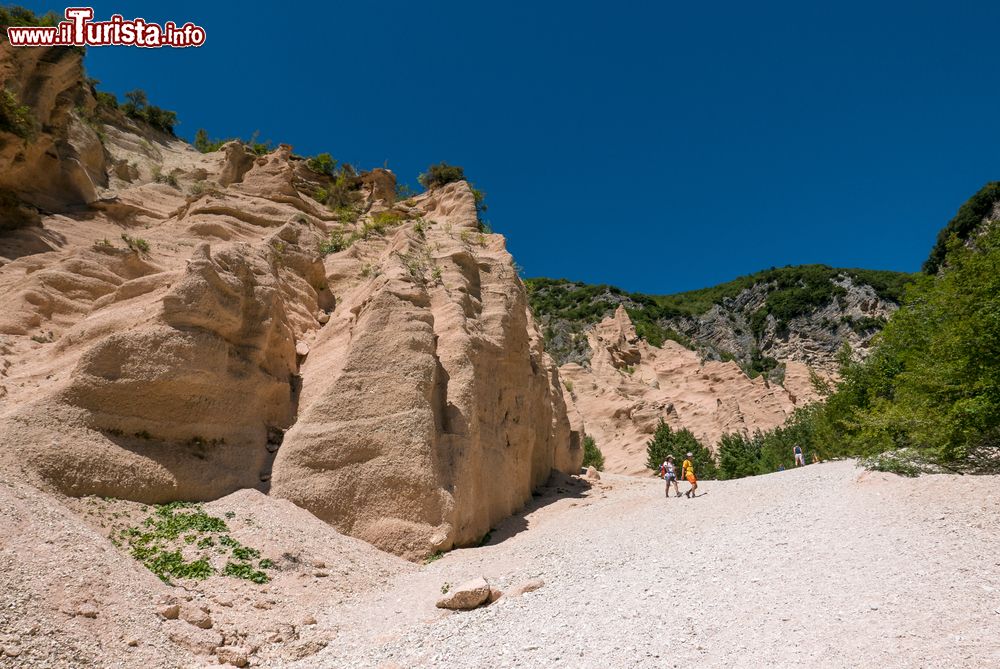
[23,0,1000,293]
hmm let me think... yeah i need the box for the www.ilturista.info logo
[5,7,206,48]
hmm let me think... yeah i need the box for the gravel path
[297,461,1000,668]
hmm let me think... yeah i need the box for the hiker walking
[793,444,805,467]
[663,455,680,498]
[681,452,698,498]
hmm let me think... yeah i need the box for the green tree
[717,431,763,480]
[645,419,717,478]
[923,181,1000,274]
[582,435,605,471]
[194,128,211,152]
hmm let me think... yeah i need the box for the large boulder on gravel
[436,577,492,610]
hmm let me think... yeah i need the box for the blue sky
[22,1,1000,293]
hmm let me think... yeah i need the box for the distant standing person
[793,444,805,467]
[681,452,698,498]
[663,456,680,498]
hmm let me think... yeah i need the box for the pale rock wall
[0,85,576,557]
[271,182,581,560]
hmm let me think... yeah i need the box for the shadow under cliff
[481,470,593,547]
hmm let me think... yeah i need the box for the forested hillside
[716,183,1000,477]
[526,265,913,380]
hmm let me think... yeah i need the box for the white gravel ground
[296,461,1000,669]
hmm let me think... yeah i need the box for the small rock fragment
[158,603,181,620]
[216,645,250,667]
[180,604,213,629]
[508,577,545,597]
[435,577,491,610]
[585,466,601,480]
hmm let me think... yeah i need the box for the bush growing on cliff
[582,435,605,471]
[306,152,337,176]
[194,128,225,153]
[0,5,58,28]
[418,162,465,189]
[120,88,178,135]
[645,419,717,478]
[95,91,119,110]
[0,88,36,139]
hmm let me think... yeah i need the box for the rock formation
[0,45,109,218]
[561,306,822,474]
[0,44,581,561]
[270,182,582,559]
[529,272,902,376]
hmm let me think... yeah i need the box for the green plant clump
[120,233,150,253]
[645,419,717,478]
[582,435,605,471]
[120,89,178,135]
[222,561,269,584]
[117,501,274,585]
[418,162,465,189]
[0,88,36,139]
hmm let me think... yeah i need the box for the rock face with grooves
[0,46,579,557]
[270,181,583,559]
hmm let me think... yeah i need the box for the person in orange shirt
[681,452,698,498]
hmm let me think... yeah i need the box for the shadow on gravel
[484,471,593,547]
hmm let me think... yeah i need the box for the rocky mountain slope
[560,305,823,474]
[0,40,581,568]
[528,265,912,378]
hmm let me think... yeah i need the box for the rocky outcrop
[0,45,108,217]
[270,182,581,559]
[668,278,897,375]
[529,271,903,378]
[0,63,577,558]
[561,307,822,474]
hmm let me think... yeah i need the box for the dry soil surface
[296,460,1000,668]
[4,461,999,668]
